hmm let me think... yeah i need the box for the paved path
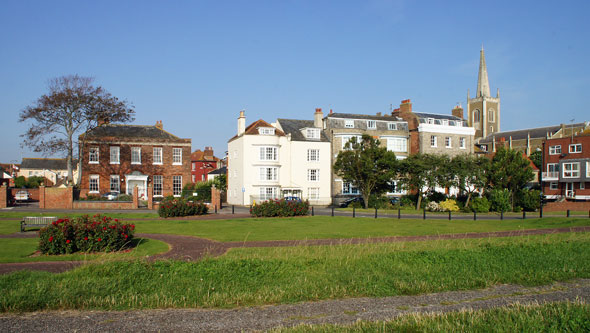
[1,279,588,332]
[1,226,589,275]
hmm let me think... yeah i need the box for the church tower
[467,46,500,141]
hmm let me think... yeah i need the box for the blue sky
[1,0,589,162]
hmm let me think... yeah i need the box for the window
[153,175,163,196]
[153,147,163,164]
[259,167,278,181]
[173,148,182,165]
[308,187,319,200]
[442,120,449,126]
[581,182,585,190]
[550,182,558,190]
[489,109,495,122]
[306,128,320,139]
[307,169,319,182]
[192,162,196,171]
[192,175,196,182]
[547,163,559,178]
[89,175,99,193]
[563,162,580,178]
[388,123,397,130]
[445,137,451,148]
[588,162,590,177]
[367,120,376,129]
[387,137,407,152]
[345,120,354,128]
[456,121,463,127]
[460,137,466,149]
[473,110,480,122]
[342,182,359,195]
[110,146,120,164]
[131,147,141,164]
[430,135,437,147]
[110,175,120,192]
[259,187,278,201]
[89,147,99,164]
[307,149,320,162]
[259,147,278,161]
[258,127,275,135]
[569,144,582,153]
[173,175,182,196]
[549,145,561,155]
[341,135,362,149]
[28,171,32,177]
[427,118,434,124]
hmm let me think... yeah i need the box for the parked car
[284,196,302,202]
[339,197,364,208]
[14,190,30,202]
[101,192,119,201]
[389,197,400,205]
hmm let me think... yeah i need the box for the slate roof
[414,112,463,121]
[208,166,227,175]
[276,119,330,142]
[479,123,587,143]
[326,113,403,121]
[20,158,77,170]
[83,124,183,141]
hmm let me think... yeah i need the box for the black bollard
[523,211,526,219]
[312,206,314,216]
[374,207,377,219]
[232,205,235,214]
[331,206,334,217]
[423,208,426,220]
[540,205,543,218]
[398,208,401,219]
[567,209,570,218]
[215,205,217,214]
[501,210,504,220]
[353,207,356,218]
[448,211,451,220]
[474,211,477,221]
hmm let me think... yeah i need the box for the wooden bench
[20,216,58,232]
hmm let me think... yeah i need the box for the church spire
[477,46,491,97]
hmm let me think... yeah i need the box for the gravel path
[1,279,588,332]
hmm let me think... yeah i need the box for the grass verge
[272,301,590,332]
[1,232,590,312]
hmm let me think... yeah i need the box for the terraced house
[79,121,191,199]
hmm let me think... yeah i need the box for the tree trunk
[465,192,472,208]
[67,134,73,185]
[416,190,422,210]
[362,192,370,209]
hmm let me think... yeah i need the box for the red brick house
[190,147,219,183]
[79,121,191,199]
[542,130,590,202]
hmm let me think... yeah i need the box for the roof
[479,123,587,143]
[414,112,463,121]
[20,158,77,170]
[208,166,227,175]
[191,150,219,162]
[228,119,285,142]
[326,113,403,121]
[276,119,330,142]
[83,124,184,141]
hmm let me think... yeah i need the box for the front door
[127,180,146,199]
[565,183,574,198]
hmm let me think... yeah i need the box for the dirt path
[1,279,588,332]
[1,226,589,275]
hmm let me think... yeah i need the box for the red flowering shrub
[250,199,309,217]
[38,214,135,255]
[158,196,208,218]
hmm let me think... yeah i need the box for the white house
[227,110,332,205]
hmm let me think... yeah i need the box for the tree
[398,154,431,209]
[451,154,489,207]
[19,75,135,185]
[487,147,534,209]
[529,150,542,169]
[333,135,398,209]
[212,174,227,193]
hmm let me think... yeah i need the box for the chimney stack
[314,108,323,128]
[452,105,464,119]
[238,110,246,135]
[155,120,163,130]
[399,99,412,113]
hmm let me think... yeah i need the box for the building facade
[190,147,219,183]
[18,158,79,186]
[467,47,500,141]
[79,121,191,199]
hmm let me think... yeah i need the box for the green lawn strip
[133,216,590,242]
[0,220,21,234]
[1,232,590,312]
[272,301,590,332]
[0,238,169,263]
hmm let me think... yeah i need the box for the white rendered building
[227,110,332,205]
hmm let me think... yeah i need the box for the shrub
[427,191,447,203]
[489,189,511,212]
[182,182,212,201]
[158,196,209,218]
[439,199,460,212]
[368,195,389,209]
[38,215,135,255]
[469,197,490,213]
[426,201,441,212]
[517,189,541,212]
[117,194,132,201]
[250,199,309,217]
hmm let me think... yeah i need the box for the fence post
[398,208,401,219]
[232,205,235,214]
[312,206,314,216]
[332,206,334,217]
[448,211,451,220]
[215,205,217,214]
[567,209,570,218]
[374,207,377,219]
[423,208,426,220]
[523,211,526,219]
[501,210,504,220]
[353,207,356,218]
[540,205,543,218]
[474,211,477,221]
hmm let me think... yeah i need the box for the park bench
[20,216,58,232]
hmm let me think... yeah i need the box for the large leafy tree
[451,154,489,207]
[333,134,398,209]
[487,147,534,209]
[398,153,431,209]
[19,75,135,185]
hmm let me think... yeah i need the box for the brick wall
[72,201,136,210]
[544,200,590,212]
[0,184,6,209]
[40,186,73,209]
[9,188,40,201]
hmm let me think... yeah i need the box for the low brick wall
[544,200,590,212]
[9,188,40,201]
[40,186,73,209]
[73,201,136,210]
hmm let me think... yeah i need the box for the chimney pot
[238,110,246,135]
[314,108,323,128]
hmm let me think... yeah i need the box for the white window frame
[587,161,590,177]
[307,149,320,162]
[306,128,320,139]
[259,187,279,201]
[445,137,451,148]
[153,175,163,197]
[308,187,320,200]
[569,144,582,153]
[549,182,558,190]
[341,135,362,149]
[259,146,278,161]
[258,127,275,135]
[563,162,580,178]
[172,148,182,165]
[388,123,397,130]
[110,175,120,193]
[89,175,99,193]
[307,169,320,182]
[345,120,354,128]
[259,167,278,181]
[367,120,376,129]
[131,147,141,165]
[110,146,120,164]
[549,145,561,155]
[430,135,437,147]
[460,137,466,149]
[173,175,182,196]
[153,147,163,165]
[427,118,434,124]
[342,182,359,195]
[89,147,99,164]
[387,137,407,153]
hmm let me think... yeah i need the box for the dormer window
[456,121,463,127]
[367,120,376,129]
[434,119,442,125]
[305,128,320,140]
[427,118,434,124]
[442,120,448,126]
[259,127,275,135]
[345,120,354,128]
[388,123,397,130]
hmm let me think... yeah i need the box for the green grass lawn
[273,302,590,332]
[0,237,169,263]
[1,232,590,312]
[131,216,590,242]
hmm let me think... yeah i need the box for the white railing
[542,172,559,180]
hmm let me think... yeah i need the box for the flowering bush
[439,199,460,212]
[469,197,490,213]
[38,214,135,255]
[158,196,208,218]
[426,201,441,212]
[250,199,309,217]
